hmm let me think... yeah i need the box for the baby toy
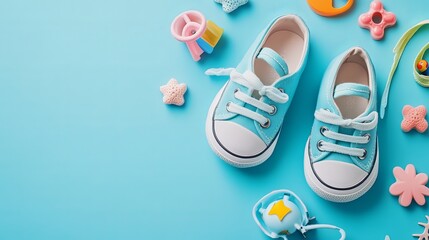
[414,43,429,87]
[389,164,429,207]
[171,10,224,61]
[358,0,396,40]
[417,60,428,74]
[381,20,429,118]
[413,216,429,240]
[214,0,248,13]
[160,78,187,106]
[307,0,354,17]
[253,190,346,240]
[401,105,428,133]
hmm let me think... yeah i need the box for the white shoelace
[206,68,289,127]
[314,109,378,159]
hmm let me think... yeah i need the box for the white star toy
[214,0,249,13]
[413,216,429,240]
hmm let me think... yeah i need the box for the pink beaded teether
[358,0,396,40]
[401,105,428,133]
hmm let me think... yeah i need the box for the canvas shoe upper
[206,15,309,168]
[304,47,379,202]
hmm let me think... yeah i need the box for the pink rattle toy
[171,10,224,61]
[358,0,396,40]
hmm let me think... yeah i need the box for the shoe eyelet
[269,105,277,115]
[260,119,271,128]
[317,140,324,151]
[233,88,239,94]
[278,88,284,93]
[226,102,232,112]
[359,149,367,160]
[320,126,328,136]
[363,133,371,142]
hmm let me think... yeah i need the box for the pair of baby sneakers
[205,15,379,202]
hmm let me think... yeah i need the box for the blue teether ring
[252,189,346,240]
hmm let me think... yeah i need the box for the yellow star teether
[268,200,291,221]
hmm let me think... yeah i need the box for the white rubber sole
[304,138,379,203]
[205,85,279,168]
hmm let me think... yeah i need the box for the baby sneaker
[206,15,309,168]
[304,47,379,202]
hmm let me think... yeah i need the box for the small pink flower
[389,164,429,207]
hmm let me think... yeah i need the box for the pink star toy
[160,78,187,106]
[401,105,428,133]
[389,164,429,207]
[358,0,396,40]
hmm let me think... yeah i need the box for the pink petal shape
[393,166,407,181]
[399,190,413,207]
[372,26,383,37]
[360,14,371,25]
[371,1,382,11]
[417,185,429,196]
[384,13,396,23]
[389,182,405,196]
[416,173,429,185]
[405,164,417,178]
[412,191,426,206]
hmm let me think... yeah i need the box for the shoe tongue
[256,47,289,77]
[334,83,370,100]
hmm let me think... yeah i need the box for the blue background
[0,0,428,239]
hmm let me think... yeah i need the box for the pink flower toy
[389,164,429,207]
[358,0,396,40]
[401,105,428,133]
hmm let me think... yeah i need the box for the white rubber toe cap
[312,160,368,189]
[213,120,267,157]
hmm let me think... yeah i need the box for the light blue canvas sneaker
[304,47,379,202]
[206,15,309,168]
